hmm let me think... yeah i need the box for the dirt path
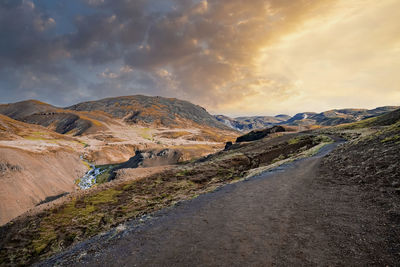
[39,142,396,266]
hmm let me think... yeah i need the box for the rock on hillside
[67,95,231,130]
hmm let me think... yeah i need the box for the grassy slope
[336,108,400,130]
[0,133,331,265]
[318,110,400,259]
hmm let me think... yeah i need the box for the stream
[78,156,108,190]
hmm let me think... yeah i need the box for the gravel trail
[40,141,396,266]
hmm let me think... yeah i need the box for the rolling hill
[0,96,233,137]
[0,100,105,136]
[67,95,231,130]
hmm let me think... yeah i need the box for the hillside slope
[0,100,105,136]
[0,98,238,225]
[0,115,88,224]
[0,100,56,120]
[67,95,230,130]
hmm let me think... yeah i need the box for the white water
[78,156,108,190]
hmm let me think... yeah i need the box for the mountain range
[0,96,231,137]
[1,96,397,135]
[215,106,399,131]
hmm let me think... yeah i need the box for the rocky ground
[319,122,400,259]
[38,138,400,266]
[0,132,331,265]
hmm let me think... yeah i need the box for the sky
[0,0,399,116]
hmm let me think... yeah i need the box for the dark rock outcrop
[0,162,22,174]
[224,141,233,150]
[236,126,286,143]
[22,113,92,135]
[109,149,183,180]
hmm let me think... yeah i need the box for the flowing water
[78,156,108,189]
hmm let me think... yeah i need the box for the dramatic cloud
[0,0,399,115]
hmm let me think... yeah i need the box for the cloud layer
[1,0,399,115]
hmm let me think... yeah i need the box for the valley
[0,96,399,266]
[0,96,237,225]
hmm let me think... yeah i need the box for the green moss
[315,135,333,143]
[32,231,57,255]
[96,170,112,184]
[271,154,285,163]
[138,128,153,140]
[32,189,122,256]
[381,135,400,143]
[339,116,378,129]
[24,136,60,143]
[122,183,133,191]
[94,164,119,184]
[385,121,400,132]
[81,160,91,169]
[86,189,121,206]
[176,169,195,177]
[288,136,304,145]
[31,131,47,136]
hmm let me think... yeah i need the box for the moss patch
[81,160,91,170]
[288,136,304,145]
[31,189,122,257]
[381,135,400,143]
[135,128,153,140]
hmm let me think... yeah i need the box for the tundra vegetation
[0,133,332,265]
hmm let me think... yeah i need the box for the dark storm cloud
[0,0,336,108]
[0,0,65,67]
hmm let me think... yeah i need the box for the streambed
[77,157,110,189]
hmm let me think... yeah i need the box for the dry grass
[78,115,103,127]
[154,131,192,139]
